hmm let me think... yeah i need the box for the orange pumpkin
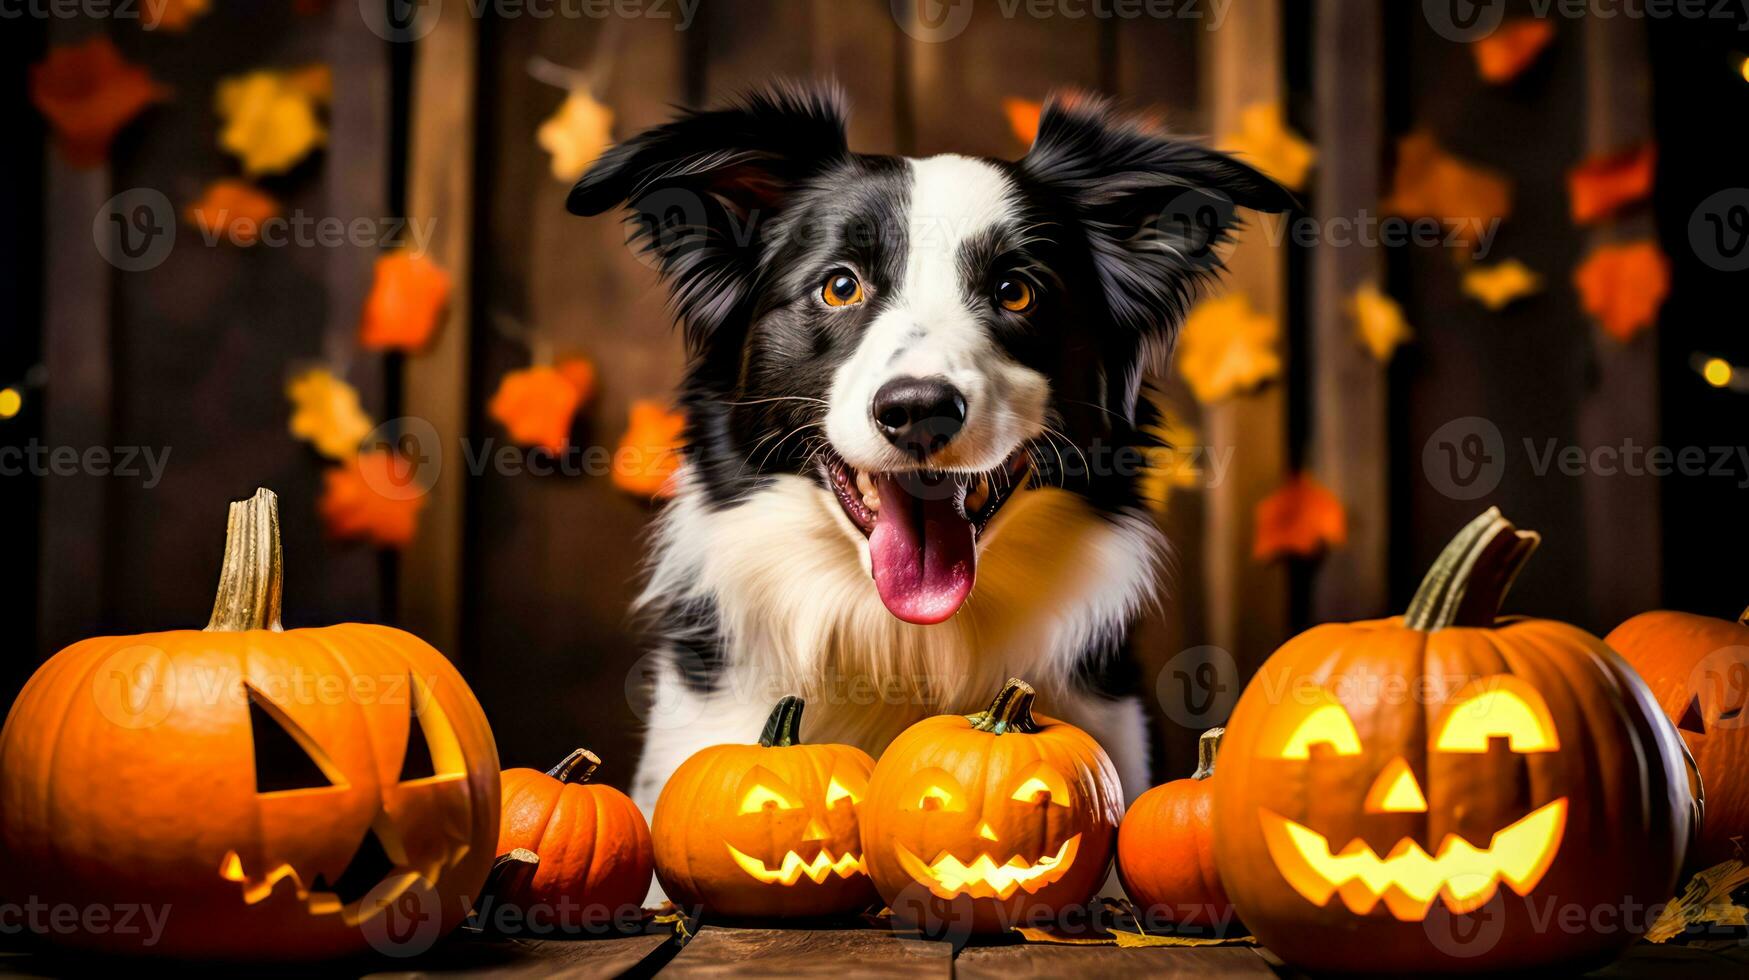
[651,696,877,918]
[861,679,1122,935]
[495,749,653,926]
[1607,606,1749,867]
[1116,728,1233,928]
[1213,508,1692,974]
[0,489,500,959]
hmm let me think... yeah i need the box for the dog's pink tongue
[868,473,975,625]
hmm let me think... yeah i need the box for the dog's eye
[822,273,864,307]
[994,279,1035,313]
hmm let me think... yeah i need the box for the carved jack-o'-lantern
[651,696,877,918]
[1214,509,1692,974]
[862,679,1122,934]
[0,489,500,959]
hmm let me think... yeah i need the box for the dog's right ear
[568,83,850,349]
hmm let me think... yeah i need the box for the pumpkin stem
[970,678,1042,735]
[204,488,284,633]
[1193,727,1224,781]
[759,696,805,747]
[546,748,601,784]
[1403,507,1540,632]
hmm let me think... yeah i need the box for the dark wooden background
[4,1,1745,791]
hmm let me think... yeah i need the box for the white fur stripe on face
[823,154,1050,474]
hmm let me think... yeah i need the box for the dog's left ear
[1019,96,1295,350]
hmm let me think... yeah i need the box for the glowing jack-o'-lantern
[0,489,500,959]
[862,679,1122,934]
[1214,508,1691,974]
[651,696,877,918]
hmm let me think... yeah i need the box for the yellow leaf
[1462,259,1543,311]
[287,367,374,461]
[216,68,328,176]
[1176,293,1281,404]
[1013,926,1113,945]
[1220,103,1315,191]
[1111,930,1256,949]
[538,90,615,182]
[1347,282,1412,362]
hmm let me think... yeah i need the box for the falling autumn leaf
[29,36,169,168]
[1382,131,1511,255]
[538,90,615,182]
[1139,405,1203,515]
[320,450,426,549]
[358,250,452,352]
[555,356,597,403]
[614,400,686,499]
[1574,240,1670,342]
[216,67,329,176]
[143,0,211,31]
[1347,283,1412,363]
[1253,474,1347,561]
[489,359,598,453]
[1004,97,1042,147]
[1462,259,1543,311]
[1568,143,1656,225]
[1220,103,1315,192]
[1472,19,1555,84]
[1176,293,1282,404]
[286,366,374,461]
[185,179,280,246]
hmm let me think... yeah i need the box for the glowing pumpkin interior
[892,762,1084,902]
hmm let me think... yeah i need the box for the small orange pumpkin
[0,489,499,959]
[495,749,653,926]
[1116,727,1233,928]
[861,679,1122,935]
[1607,605,1749,867]
[651,696,877,918]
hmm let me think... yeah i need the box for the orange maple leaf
[488,358,597,453]
[359,251,452,352]
[1472,19,1555,84]
[1382,131,1511,255]
[1574,240,1670,342]
[319,450,426,549]
[1568,144,1656,225]
[613,401,686,499]
[143,0,211,31]
[29,36,169,168]
[185,179,280,246]
[1254,474,1347,561]
[1004,97,1042,146]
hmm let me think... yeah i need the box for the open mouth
[1258,799,1568,920]
[218,821,446,926]
[725,843,866,885]
[822,449,1031,625]
[895,835,1081,901]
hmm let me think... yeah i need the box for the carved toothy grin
[724,843,866,885]
[1259,799,1568,920]
[894,834,1081,901]
[218,820,461,926]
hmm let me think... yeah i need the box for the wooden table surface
[2,922,1745,978]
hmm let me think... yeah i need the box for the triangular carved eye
[248,687,338,794]
[400,677,438,782]
[1678,694,1707,735]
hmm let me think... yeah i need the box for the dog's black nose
[872,376,967,459]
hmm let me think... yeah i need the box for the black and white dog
[569,83,1290,821]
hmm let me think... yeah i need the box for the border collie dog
[569,84,1290,820]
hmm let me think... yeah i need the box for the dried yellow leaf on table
[538,90,614,181]
[287,367,374,461]
[1347,282,1412,363]
[1645,859,1749,943]
[1220,102,1315,191]
[216,67,329,176]
[1176,293,1282,404]
[1462,259,1543,311]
